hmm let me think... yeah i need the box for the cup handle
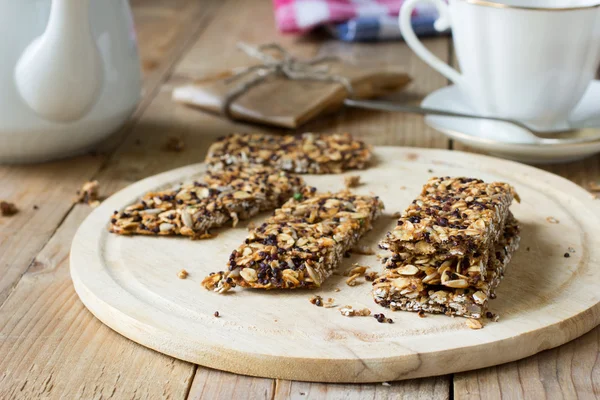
[399,0,464,87]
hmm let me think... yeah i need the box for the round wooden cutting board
[70,147,600,383]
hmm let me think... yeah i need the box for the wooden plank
[187,369,274,400]
[454,327,600,400]
[0,207,196,399]
[0,0,221,306]
[274,376,450,400]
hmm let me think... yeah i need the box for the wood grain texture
[187,368,275,400]
[71,147,600,383]
[0,207,196,399]
[274,376,450,400]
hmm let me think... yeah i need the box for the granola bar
[205,132,372,174]
[109,165,304,238]
[380,177,518,257]
[372,216,520,318]
[202,189,384,292]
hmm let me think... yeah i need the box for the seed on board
[177,269,188,279]
[563,253,570,258]
[546,216,559,224]
[214,311,220,317]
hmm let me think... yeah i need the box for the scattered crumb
[195,231,217,240]
[382,382,391,387]
[75,180,101,206]
[427,169,433,173]
[214,311,220,318]
[485,311,500,323]
[350,245,375,255]
[526,247,530,251]
[546,216,559,224]
[0,201,18,216]
[339,306,371,317]
[568,247,576,253]
[274,319,278,322]
[164,137,185,152]
[364,271,379,282]
[345,264,368,277]
[323,298,337,308]
[33,205,39,210]
[344,175,361,188]
[405,153,418,161]
[374,313,394,323]
[587,180,600,191]
[300,393,306,396]
[563,253,570,258]
[334,288,341,292]
[417,310,426,318]
[346,273,361,286]
[178,269,189,279]
[399,186,406,190]
[466,319,483,330]
[309,295,323,307]
[391,211,402,219]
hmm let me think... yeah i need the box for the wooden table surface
[1,0,599,398]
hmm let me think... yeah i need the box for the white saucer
[422,81,600,164]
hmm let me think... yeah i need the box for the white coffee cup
[399,0,600,131]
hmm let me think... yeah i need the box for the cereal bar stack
[373,177,520,319]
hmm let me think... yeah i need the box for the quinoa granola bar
[109,165,304,239]
[379,177,518,274]
[205,132,372,174]
[372,216,520,319]
[202,189,384,292]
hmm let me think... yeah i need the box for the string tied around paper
[221,42,355,119]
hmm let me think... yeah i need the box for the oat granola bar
[372,216,520,319]
[205,132,372,174]
[379,176,518,263]
[202,189,384,292]
[109,165,304,238]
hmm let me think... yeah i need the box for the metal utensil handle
[343,99,531,131]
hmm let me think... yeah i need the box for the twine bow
[222,42,354,119]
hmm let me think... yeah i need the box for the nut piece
[344,175,361,188]
[466,319,483,330]
[75,180,100,206]
[0,201,18,216]
[339,306,371,317]
[309,295,323,307]
[177,269,189,279]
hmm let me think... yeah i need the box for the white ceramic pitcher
[0,0,142,163]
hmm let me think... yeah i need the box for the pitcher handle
[399,0,464,87]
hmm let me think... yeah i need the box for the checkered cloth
[274,0,442,41]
